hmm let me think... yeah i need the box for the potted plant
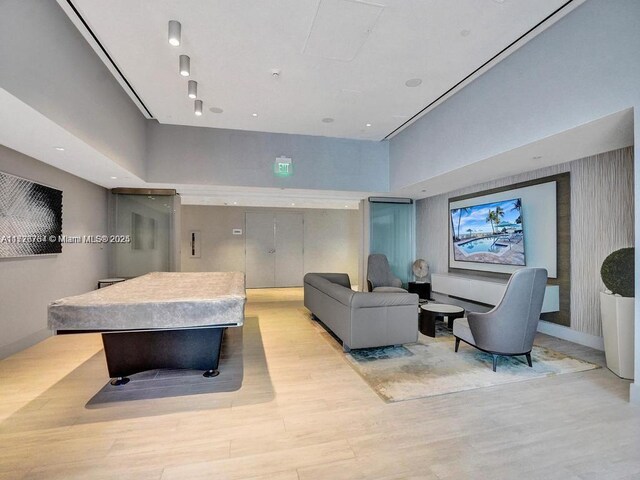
[600,247,635,379]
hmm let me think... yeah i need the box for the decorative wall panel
[416,147,634,336]
[0,172,63,257]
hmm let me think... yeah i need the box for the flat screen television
[450,198,525,266]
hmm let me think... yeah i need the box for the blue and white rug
[344,330,599,403]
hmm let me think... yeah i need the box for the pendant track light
[194,99,203,116]
[168,20,181,46]
[188,80,198,99]
[179,55,190,76]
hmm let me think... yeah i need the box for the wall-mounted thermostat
[232,229,243,235]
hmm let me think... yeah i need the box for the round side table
[419,303,465,338]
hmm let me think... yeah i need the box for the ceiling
[61,0,580,141]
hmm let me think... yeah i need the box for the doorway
[245,212,304,287]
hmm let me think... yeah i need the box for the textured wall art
[0,172,63,257]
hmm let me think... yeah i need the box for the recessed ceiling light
[232,202,237,205]
[54,146,65,151]
[188,80,197,99]
[344,205,349,208]
[110,176,117,179]
[365,123,372,127]
[252,113,258,117]
[405,78,423,88]
[322,117,334,123]
[461,29,471,37]
[291,203,295,206]
[209,107,224,114]
[179,55,190,76]
[168,20,181,46]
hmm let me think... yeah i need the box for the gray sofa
[303,273,419,351]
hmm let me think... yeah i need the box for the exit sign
[274,156,293,177]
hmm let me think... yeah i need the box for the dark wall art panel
[0,172,63,257]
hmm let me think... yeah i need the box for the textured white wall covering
[181,206,360,285]
[0,145,109,359]
[416,147,634,337]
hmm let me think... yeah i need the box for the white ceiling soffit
[398,108,635,200]
[0,87,365,209]
[58,0,584,141]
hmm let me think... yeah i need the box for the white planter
[600,292,635,380]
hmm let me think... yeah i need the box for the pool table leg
[110,377,130,386]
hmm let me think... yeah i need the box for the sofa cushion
[304,274,354,306]
[373,286,408,293]
[351,291,418,308]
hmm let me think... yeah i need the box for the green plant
[601,247,635,297]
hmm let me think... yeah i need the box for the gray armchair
[453,268,548,371]
[367,254,407,292]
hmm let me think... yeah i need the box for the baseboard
[537,320,604,351]
[0,328,52,360]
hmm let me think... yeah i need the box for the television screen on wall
[450,198,525,266]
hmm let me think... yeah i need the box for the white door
[275,213,304,287]
[245,213,276,288]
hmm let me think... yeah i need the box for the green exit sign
[274,156,293,177]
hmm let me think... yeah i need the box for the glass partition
[109,192,178,278]
[370,200,414,285]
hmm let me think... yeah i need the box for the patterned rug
[344,326,599,403]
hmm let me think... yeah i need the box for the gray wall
[146,123,389,192]
[0,0,147,177]
[416,147,634,337]
[181,206,360,285]
[390,0,640,192]
[0,145,109,359]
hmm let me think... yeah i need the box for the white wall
[146,123,389,192]
[0,0,147,177]
[390,0,640,192]
[0,145,109,359]
[181,206,360,284]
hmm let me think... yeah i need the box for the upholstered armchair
[367,254,407,292]
[453,268,548,371]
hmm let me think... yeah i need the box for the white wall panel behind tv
[449,181,557,278]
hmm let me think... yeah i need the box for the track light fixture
[188,80,198,99]
[168,20,181,46]
[194,99,203,116]
[179,55,190,76]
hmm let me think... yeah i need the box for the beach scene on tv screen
[451,198,525,266]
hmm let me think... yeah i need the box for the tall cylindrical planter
[600,292,635,379]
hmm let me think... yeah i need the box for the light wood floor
[1,288,639,480]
